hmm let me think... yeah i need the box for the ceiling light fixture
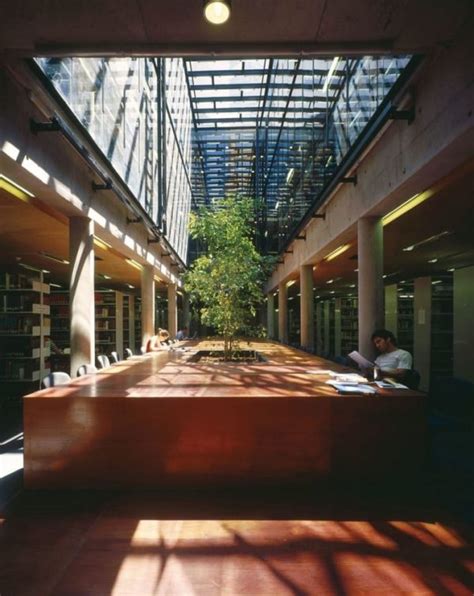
[402,230,451,252]
[39,251,69,265]
[203,0,231,25]
[324,244,351,262]
[93,236,112,251]
[0,173,35,202]
[126,258,143,271]
[382,188,435,226]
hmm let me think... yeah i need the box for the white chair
[97,354,111,369]
[110,351,120,363]
[125,348,133,359]
[77,364,98,377]
[140,346,146,355]
[41,372,71,388]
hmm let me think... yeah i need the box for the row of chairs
[42,348,136,388]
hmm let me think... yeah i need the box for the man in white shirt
[371,328,413,381]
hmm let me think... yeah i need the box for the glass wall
[36,57,192,263]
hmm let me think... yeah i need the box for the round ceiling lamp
[203,0,231,25]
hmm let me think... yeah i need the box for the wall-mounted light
[204,0,231,24]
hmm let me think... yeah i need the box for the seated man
[175,326,189,341]
[371,328,413,382]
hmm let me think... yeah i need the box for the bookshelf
[339,296,358,355]
[95,290,117,356]
[397,281,414,354]
[431,274,453,380]
[0,271,51,396]
[49,289,70,372]
[134,296,142,352]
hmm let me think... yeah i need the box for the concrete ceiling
[1,0,473,56]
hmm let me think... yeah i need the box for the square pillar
[69,216,95,377]
[300,265,314,350]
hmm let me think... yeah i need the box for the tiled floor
[1,482,473,595]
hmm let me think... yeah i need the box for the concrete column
[182,293,191,329]
[300,265,314,350]
[69,216,95,377]
[129,294,135,351]
[278,282,288,344]
[357,217,384,359]
[115,291,123,360]
[267,293,275,339]
[168,283,178,338]
[141,265,155,348]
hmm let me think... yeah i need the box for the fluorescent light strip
[382,189,435,226]
[39,251,69,265]
[93,236,112,251]
[324,244,351,262]
[126,258,143,271]
[0,174,35,202]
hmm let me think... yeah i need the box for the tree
[184,197,270,359]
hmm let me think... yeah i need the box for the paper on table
[329,372,367,383]
[375,380,408,389]
[305,369,334,375]
[348,350,374,369]
[330,382,377,395]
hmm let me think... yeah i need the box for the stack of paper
[329,372,367,383]
[329,382,377,395]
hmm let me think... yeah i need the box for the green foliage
[184,197,272,357]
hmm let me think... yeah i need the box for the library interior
[0,1,473,594]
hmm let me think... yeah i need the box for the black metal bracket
[92,180,113,191]
[147,238,161,245]
[30,118,61,134]
[126,216,142,224]
[312,213,326,219]
[388,106,415,124]
[341,175,357,185]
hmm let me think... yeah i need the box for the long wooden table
[23,340,426,488]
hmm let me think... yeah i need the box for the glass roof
[186,56,412,253]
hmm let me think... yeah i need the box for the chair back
[97,354,111,369]
[404,369,421,390]
[42,372,71,388]
[77,364,98,377]
[110,351,119,363]
[140,346,146,354]
[125,348,133,359]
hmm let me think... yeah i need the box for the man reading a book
[371,328,413,381]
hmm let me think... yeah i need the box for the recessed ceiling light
[428,258,438,263]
